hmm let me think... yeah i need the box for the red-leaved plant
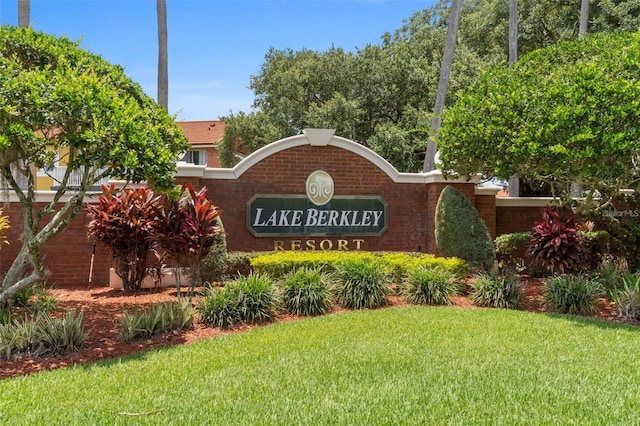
[527,206,586,274]
[87,184,163,291]
[155,184,223,298]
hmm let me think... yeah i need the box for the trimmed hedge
[250,251,468,281]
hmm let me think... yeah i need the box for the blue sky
[0,0,434,121]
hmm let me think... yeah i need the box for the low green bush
[494,232,530,272]
[612,273,640,320]
[280,267,334,316]
[197,286,242,328]
[119,300,195,342]
[198,274,279,328]
[335,257,391,309]
[469,273,522,309]
[401,266,460,306]
[0,311,87,360]
[542,275,603,315]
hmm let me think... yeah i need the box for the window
[181,150,207,166]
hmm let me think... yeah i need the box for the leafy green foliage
[251,251,467,281]
[528,207,586,274]
[542,275,604,315]
[0,26,188,303]
[401,266,460,306]
[0,311,86,360]
[279,267,334,316]
[435,185,495,270]
[335,258,391,309]
[439,32,640,216]
[87,184,162,291]
[119,300,195,342]
[200,218,227,283]
[612,273,640,321]
[198,274,279,328]
[469,273,522,309]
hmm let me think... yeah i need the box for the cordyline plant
[155,184,223,299]
[87,184,163,291]
[527,206,586,274]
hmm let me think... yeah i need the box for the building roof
[176,120,225,146]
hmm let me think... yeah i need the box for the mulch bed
[0,276,631,380]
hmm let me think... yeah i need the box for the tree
[0,27,188,303]
[438,31,640,215]
[218,0,640,172]
[156,0,168,110]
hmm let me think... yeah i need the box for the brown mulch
[0,276,630,380]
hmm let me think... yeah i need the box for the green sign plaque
[247,195,388,237]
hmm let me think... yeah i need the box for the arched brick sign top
[176,129,484,254]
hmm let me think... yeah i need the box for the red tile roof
[176,120,225,146]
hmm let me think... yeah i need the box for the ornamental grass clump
[401,266,461,305]
[198,273,279,328]
[0,311,86,360]
[335,257,391,309]
[612,273,640,321]
[280,267,334,316]
[542,275,603,315]
[469,273,522,309]
[119,300,196,342]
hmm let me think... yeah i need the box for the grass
[1,307,639,424]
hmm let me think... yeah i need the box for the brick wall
[0,201,112,287]
[0,133,551,287]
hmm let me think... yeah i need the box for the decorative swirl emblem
[306,170,334,206]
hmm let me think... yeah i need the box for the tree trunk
[18,0,30,28]
[579,0,590,38]
[423,0,463,172]
[157,0,169,110]
[507,0,520,196]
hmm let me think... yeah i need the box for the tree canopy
[0,26,188,303]
[218,0,640,172]
[438,31,640,213]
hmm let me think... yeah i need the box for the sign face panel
[247,195,388,237]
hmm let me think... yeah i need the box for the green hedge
[250,251,468,281]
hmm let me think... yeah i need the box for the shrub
[198,274,279,328]
[280,267,334,316]
[233,274,280,324]
[401,266,460,306]
[435,185,495,270]
[119,300,195,341]
[494,232,530,271]
[35,311,88,355]
[612,273,640,320]
[0,311,87,360]
[469,273,522,309]
[11,287,34,308]
[200,217,227,283]
[528,206,586,274]
[34,288,57,313]
[198,286,242,328]
[223,252,255,278]
[542,275,603,315]
[87,184,163,291]
[382,252,468,282]
[335,258,391,309]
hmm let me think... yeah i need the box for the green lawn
[1,307,639,425]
